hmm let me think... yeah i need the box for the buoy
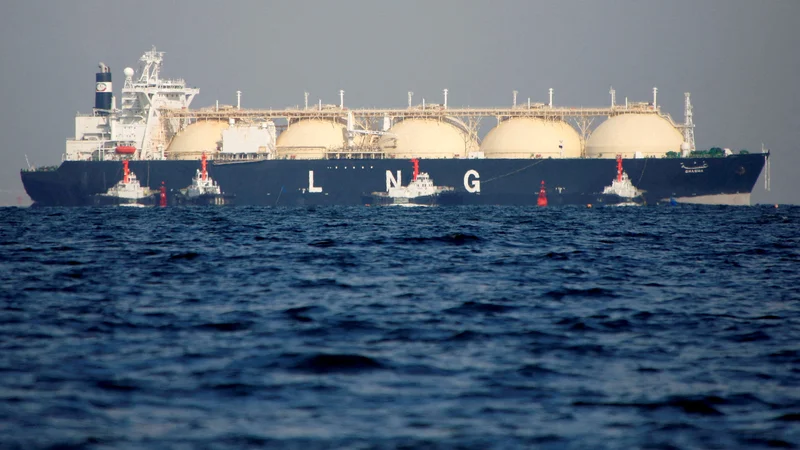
[159,182,167,207]
[774,204,779,208]
[537,180,548,207]
[587,204,592,208]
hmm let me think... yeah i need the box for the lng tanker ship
[20,48,769,207]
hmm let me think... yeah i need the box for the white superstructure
[602,156,642,199]
[65,47,198,161]
[384,172,453,199]
[372,160,454,204]
[602,171,641,199]
[185,154,222,198]
[98,161,153,201]
[221,121,277,156]
[185,170,222,198]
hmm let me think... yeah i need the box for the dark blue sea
[1,205,798,449]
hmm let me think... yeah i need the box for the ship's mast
[138,47,164,85]
[683,92,696,152]
[124,47,198,160]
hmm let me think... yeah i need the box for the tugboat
[364,159,462,206]
[599,156,644,206]
[173,153,234,205]
[93,160,155,206]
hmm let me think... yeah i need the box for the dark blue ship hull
[21,153,767,207]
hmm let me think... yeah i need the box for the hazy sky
[1,0,798,205]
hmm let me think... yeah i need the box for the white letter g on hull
[464,170,480,193]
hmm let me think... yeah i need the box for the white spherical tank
[166,120,228,160]
[378,118,477,159]
[276,119,347,159]
[480,118,581,158]
[586,114,683,158]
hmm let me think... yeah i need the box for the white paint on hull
[666,193,751,205]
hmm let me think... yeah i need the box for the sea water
[1,205,798,449]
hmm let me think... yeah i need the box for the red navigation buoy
[201,152,208,181]
[160,181,167,207]
[616,154,623,182]
[537,180,548,207]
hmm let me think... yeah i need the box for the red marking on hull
[122,160,130,184]
[410,158,420,181]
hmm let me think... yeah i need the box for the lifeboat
[115,145,136,154]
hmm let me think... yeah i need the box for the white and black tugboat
[364,159,462,207]
[173,153,234,205]
[599,156,645,206]
[93,160,155,206]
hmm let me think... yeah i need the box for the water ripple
[0,205,798,449]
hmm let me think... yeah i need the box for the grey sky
[1,0,797,204]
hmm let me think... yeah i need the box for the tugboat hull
[92,194,156,207]
[363,191,463,207]
[172,193,235,206]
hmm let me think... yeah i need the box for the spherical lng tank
[378,118,478,159]
[275,119,347,159]
[586,114,684,158]
[166,120,228,160]
[480,118,581,158]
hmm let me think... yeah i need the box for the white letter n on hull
[386,170,401,191]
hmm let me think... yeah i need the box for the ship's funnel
[95,63,112,115]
